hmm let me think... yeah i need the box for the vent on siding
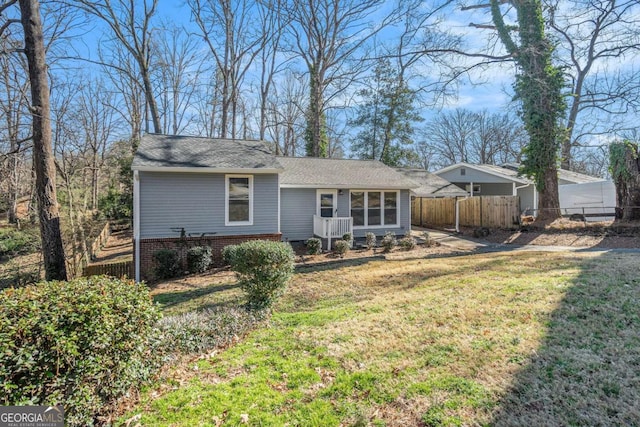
[461,168,466,176]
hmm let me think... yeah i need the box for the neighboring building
[131,134,419,281]
[396,168,469,198]
[434,162,606,215]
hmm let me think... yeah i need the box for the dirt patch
[91,229,133,264]
[460,218,640,249]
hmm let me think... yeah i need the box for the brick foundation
[135,233,282,282]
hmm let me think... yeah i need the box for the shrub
[98,187,132,221]
[225,240,295,309]
[158,307,268,355]
[153,248,181,280]
[0,226,40,258]
[0,276,162,426]
[334,240,350,257]
[421,231,438,247]
[306,237,322,255]
[186,246,212,273]
[473,227,490,238]
[365,232,377,250]
[342,232,353,245]
[399,235,417,250]
[380,231,397,252]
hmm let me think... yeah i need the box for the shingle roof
[131,134,283,171]
[278,157,418,189]
[396,168,468,197]
[501,163,603,184]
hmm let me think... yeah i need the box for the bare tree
[99,41,145,151]
[9,0,68,280]
[283,0,388,157]
[188,0,267,139]
[153,24,204,135]
[422,108,525,169]
[265,71,307,156]
[74,0,161,134]
[549,0,640,169]
[0,35,30,223]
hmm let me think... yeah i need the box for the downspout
[133,170,140,282]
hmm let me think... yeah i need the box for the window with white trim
[225,175,253,225]
[350,190,399,228]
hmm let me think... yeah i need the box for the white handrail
[313,215,353,250]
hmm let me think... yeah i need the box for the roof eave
[280,183,417,190]
[132,165,283,174]
[434,163,529,184]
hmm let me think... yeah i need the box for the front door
[317,190,337,218]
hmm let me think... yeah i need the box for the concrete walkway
[412,227,640,254]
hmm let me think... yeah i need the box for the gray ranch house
[132,134,418,281]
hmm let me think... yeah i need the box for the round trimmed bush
[186,246,212,273]
[399,235,416,250]
[334,240,350,257]
[153,248,181,280]
[365,232,377,249]
[381,231,397,252]
[306,237,322,255]
[224,240,295,309]
[0,276,162,426]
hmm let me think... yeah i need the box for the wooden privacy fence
[84,261,133,278]
[412,196,520,229]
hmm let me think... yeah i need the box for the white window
[225,175,253,225]
[350,190,400,228]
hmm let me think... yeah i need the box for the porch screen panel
[351,191,365,226]
[228,177,250,222]
[368,191,381,226]
[384,192,397,225]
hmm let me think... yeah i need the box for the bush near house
[381,231,397,252]
[365,232,377,249]
[223,240,295,309]
[0,276,161,426]
[153,248,181,280]
[186,246,212,273]
[306,237,322,255]
[399,235,417,250]
[334,240,350,257]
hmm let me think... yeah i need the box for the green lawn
[126,250,640,426]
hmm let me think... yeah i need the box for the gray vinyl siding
[139,172,278,238]
[517,185,536,214]
[438,168,515,184]
[465,182,513,196]
[280,188,316,241]
[280,188,412,241]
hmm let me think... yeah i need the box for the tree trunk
[19,0,67,281]
[536,164,561,220]
[611,142,640,221]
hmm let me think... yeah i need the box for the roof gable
[396,168,468,197]
[434,162,530,184]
